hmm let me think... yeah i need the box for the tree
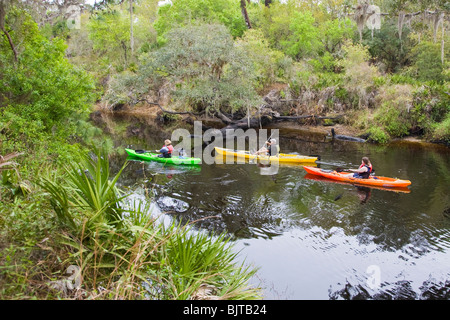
[0,0,18,62]
[153,0,247,40]
[0,6,95,133]
[87,9,133,70]
[240,0,252,29]
[408,40,449,82]
[236,28,291,89]
[319,17,355,54]
[281,11,322,59]
[363,20,415,73]
[107,24,260,115]
[339,40,379,108]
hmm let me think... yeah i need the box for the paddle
[250,133,273,163]
[135,149,155,154]
[134,148,187,157]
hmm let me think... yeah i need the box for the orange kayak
[303,166,411,188]
[304,173,411,193]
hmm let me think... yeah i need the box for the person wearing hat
[254,138,279,157]
[156,139,173,158]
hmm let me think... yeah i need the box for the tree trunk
[0,1,18,63]
[240,0,252,29]
[130,0,134,54]
[442,16,445,65]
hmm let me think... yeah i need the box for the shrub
[431,113,450,144]
[338,41,379,108]
[373,84,415,138]
[407,41,448,83]
[367,126,389,144]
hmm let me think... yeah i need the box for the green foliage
[310,52,338,73]
[338,40,379,108]
[431,112,450,144]
[406,40,449,83]
[87,8,144,70]
[321,18,355,52]
[237,29,293,89]
[39,147,128,234]
[363,20,415,73]
[281,11,321,59]
[367,126,389,144]
[375,103,411,137]
[161,226,260,299]
[0,8,95,136]
[109,24,260,114]
[153,0,247,42]
[372,84,414,138]
[414,84,449,121]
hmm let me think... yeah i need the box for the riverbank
[93,102,449,149]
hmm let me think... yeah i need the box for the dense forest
[0,0,449,300]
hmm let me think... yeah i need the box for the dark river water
[94,112,450,300]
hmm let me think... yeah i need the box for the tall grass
[37,147,261,300]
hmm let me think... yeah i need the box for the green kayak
[125,148,201,165]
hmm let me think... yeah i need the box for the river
[95,112,450,300]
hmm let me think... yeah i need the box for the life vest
[161,144,173,158]
[268,144,280,156]
[357,164,372,179]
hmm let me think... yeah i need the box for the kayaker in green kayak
[156,139,173,158]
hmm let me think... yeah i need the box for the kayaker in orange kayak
[347,157,373,179]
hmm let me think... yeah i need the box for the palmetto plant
[160,225,260,300]
[39,147,128,234]
[38,147,261,300]
[0,151,31,198]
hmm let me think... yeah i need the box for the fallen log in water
[330,128,366,143]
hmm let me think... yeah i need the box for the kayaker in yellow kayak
[254,139,279,156]
[347,157,373,179]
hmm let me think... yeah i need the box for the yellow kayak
[214,147,318,164]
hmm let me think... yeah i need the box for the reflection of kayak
[125,149,201,165]
[214,147,318,164]
[303,166,412,188]
[304,173,411,193]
